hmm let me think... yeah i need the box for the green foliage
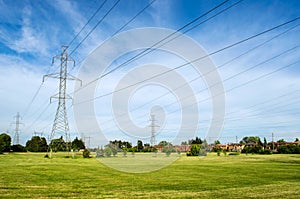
[158,141,172,147]
[263,137,267,149]
[277,139,285,143]
[240,136,262,146]
[26,136,48,152]
[96,147,104,158]
[189,137,202,144]
[277,144,300,154]
[111,146,118,156]
[211,147,222,152]
[199,141,208,156]
[141,147,157,152]
[137,140,143,151]
[259,149,272,155]
[189,144,200,156]
[110,140,132,149]
[214,140,221,145]
[177,150,181,155]
[49,136,66,152]
[0,133,11,153]
[104,147,112,157]
[162,147,175,156]
[241,145,263,154]
[71,137,85,150]
[295,138,299,142]
[11,144,26,152]
[83,149,90,158]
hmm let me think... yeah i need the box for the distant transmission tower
[44,46,81,156]
[12,112,23,145]
[149,114,158,146]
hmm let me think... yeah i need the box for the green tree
[158,141,169,147]
[263,137,267,149]
[137,140,143,151]
[49,136,66,152]
[295,138,299,142]
[240,136,262,146]
[0,133,11,153]
[11,144,26,152]
[83,149,90,158]
[96,146,104,158]
[277,139,285,143]
[104,147,112,157]
[71,137,85,150]
[189,137,203,144]
[199,141,209,156]
[190,144,200,156]
[26,136,48,152]
[214,140,221,145]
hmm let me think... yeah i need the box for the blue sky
[0,0,300,147]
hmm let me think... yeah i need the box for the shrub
[83,149,90,158]
[259,149,272,155]
[11,144,26,152]
[190,144,200,156]
[104,147,112,157]
[96,147,104,158]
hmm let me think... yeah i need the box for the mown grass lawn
[0,152,299,198]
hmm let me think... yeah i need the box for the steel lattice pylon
[44,46,81,157]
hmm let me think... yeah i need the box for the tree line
[0,133,86,153]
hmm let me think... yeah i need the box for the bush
[96,147,104,158]
[104,147,112,157]
[278,144,300,154]
[83,149,90,158]
[190,144,200,156]
[11,144,26,152]
[241,146,263,154]
[259,149,272,155]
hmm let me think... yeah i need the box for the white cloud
[7,6,49,56]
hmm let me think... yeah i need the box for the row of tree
[0,133,86,153]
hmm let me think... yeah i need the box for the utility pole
[12,112,23,145]
[44,46,81,157]
[149,114,158,147]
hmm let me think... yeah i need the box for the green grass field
[0,152,299,198]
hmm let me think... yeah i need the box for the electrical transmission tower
[149,114,158,146]
[12,112,23,145]
[44,46,81,157]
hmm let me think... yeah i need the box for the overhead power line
[70,0,121,56]
[68,0,108,47]
[73,15,300,106]
[71,0,234,94]
[23,0,156,132]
